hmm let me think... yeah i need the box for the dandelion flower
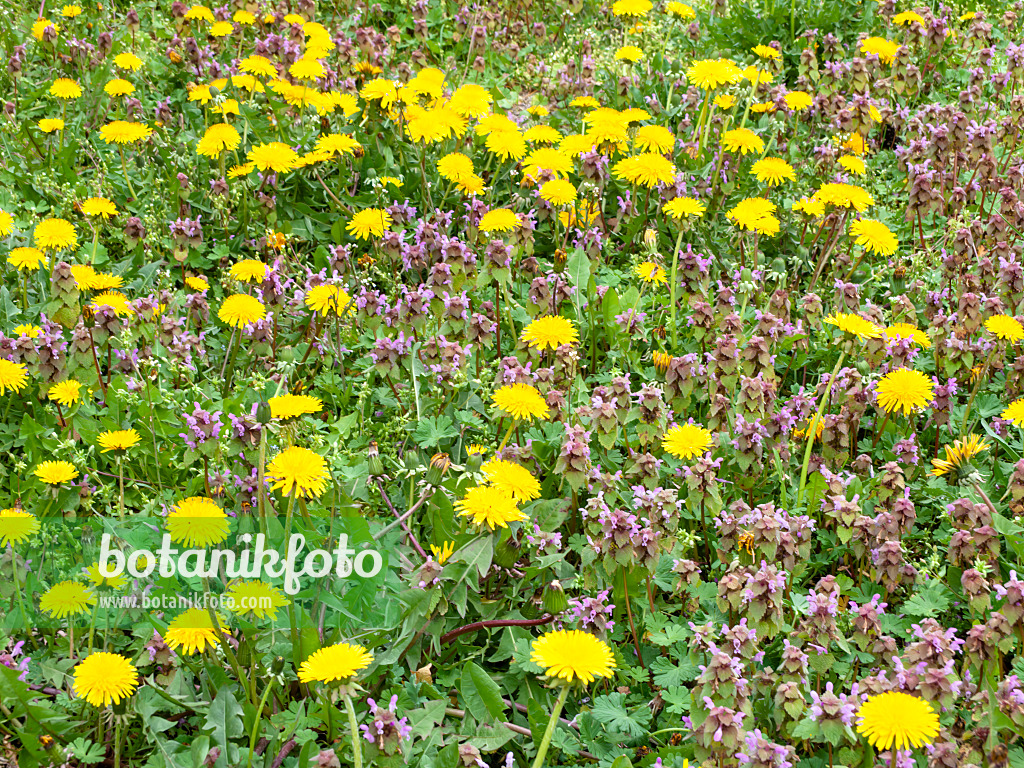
[727,197,779,236]
[752,44,781,60]
[686,58,743,90]
[985,314,1024,342]
[492,383,548,421]
[438,152,475,183]
[721,127,765,155]
[91,292,133,317]
[884,323,931,349]
[84,563,128,590]
[219,294,266,328]
[792,197,825,217]
[266,446,330,499]
[81,197,118,219]
[431,541,455,564]
[931,434,991,478]
[666,2,695,17]
[856,691,939,750]
[247,142,299,173]
[39,118,65,133]
[98,429,141,453]
[40,581,96,619]
[0,509,40,548]
[813,183,874,212]
[635,261,667,285]
[99,120,153,144]
[239,55,277,78]
[299,642,373,684]
[113,52,143,71]
[539,179,577,206]
[875,368,933,415]
[34,218,77,251]
[479,209,521,234]
[167,497,229,547]
[662,423,713,460]
[315,133,360,157]
[224,580,289,619]
[633,125,675,153]
[615,45,644,62]
[48,380,82,406]
[784,91,813,111]
[482,460,541,503]
[183,5,214,22]
[456,485,527,529]
[1001,398,1024,427]
[197,123,241,157]
[73,653,138,707]
[750,157,795,186]
[486,130,528,161]
[269,394,323,420]
[664,196,706,219]
[165,607,227,655]
[849,219,898,256]
[520,316,579,351]
[289,57,324,81]
[229,259,268,283]
[448,83,493,117]
[0,359,29,395]
[209,20,234,36]
[823,312,883,340]
[49,78,82,99]
[614,153,677,188]
[531,629,616,684]
[860,37,900,65]
[305,284,352,316]
[839,154,866,175]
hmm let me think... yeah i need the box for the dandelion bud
[542,580,568,614]
[643,228,658,251]
[367,441,384,477]
[271,655,286,674]
[426,452,451,485]
[652,351,672,374]
[493,535,521,568]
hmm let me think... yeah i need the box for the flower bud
[493,535,521,568]
[426,452,451,485]
[367,441,384,477]
[542,581,568,614]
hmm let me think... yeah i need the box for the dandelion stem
[797,351,846,505]
[530,684,570,768]
[669,228,685,349]
[343,692,363,768]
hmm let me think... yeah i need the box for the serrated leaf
[650,656,700,687]
[589,692,651,738]
[413,415,458,449]
[903,579,952,618]
[460,661,506,722]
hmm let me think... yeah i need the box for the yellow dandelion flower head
[32,18,60,40]
[838,154,867,175]
[860,36,901,64]
[1001,398,1024,427]
[875,368,934,415]
[721,127,765,155]
[266,446,330,499]
[298,642,373,683]
[666,2,695,17]
[269,393,323,420]
[113,52,142,71]
[884,323,931,349]
[73,653,138,707]
[714,93,737,109]
[360,78,399,109]
[0,359,30,396]
[185,275,209,291]
[8,247,46,271]
[480,459,541,503]
[570,96,601,109]
[183,5,214,22]
[784,90,813,111]
[520,316,579,351]
[437,152,475,183]
[165,607,227,655]
[842,133,869,155]
[305,284,353,316]
[0,210,11,238]
[209,20,234,37]
[48,379,82,406]
[14,324,41,338]
[61,5,83,17]
[229,259,268,284]
[99,120,153,144]
[448,83,493,117]
[81,197,118,218]
[224,580,289,619]
[813,182,874,212]
[634,261,668,286]
[539,179,577,206]
[823,312,883,340]
[0,508,40,548]
[524,125,562,145]
[486,130,528,162]
[85,562,128,590]
[40,580,96,619]
[218,294,266,328]
[166,497,229,547]
[742,65,774,84]
[792,196,826,217]
[91,292,133,317]
[613,153,678,188]
[664,196,706,219]
[239,55,277,78]
[492,383,549,421]
[751,100,776,114]
[315,133,360,157]
[633,124,676,154]
[752,44,781,60]
[727,197,780,236]
[893,10,926,25]
[750,157,795,186]
[347,208,392,240]
[531,629,616,684]
[98,428,141,453]
[615,45,644,62]
[686,58,743,90]
[856,691,940,750]
[39,118,65,133]
[523,147,574,180]
[430,540,456,564]
[985,314,1024,342]
[662,422,714,461]
[34,218,77,250]
[849,218,898,256]
[289,57,324,81]
[527,105,549,117]
[612,0,652,16]
[233,9,256,24]
[479,208,522,234]
[931,434,991,478]
[247,142,299,173]
[455,484,527,529]
[197,123,241,158]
